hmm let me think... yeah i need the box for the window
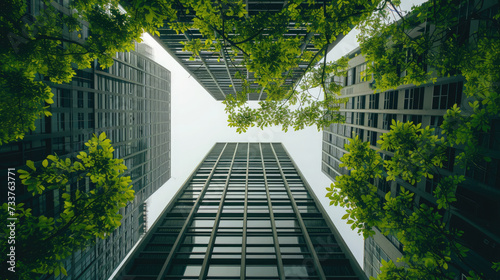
[247,205,269,213]
[465,157,489,184]
[77,91,84,108]
[346,68,356,86]
[352,128,364,141]
[330,75,344,86]
[88,113,95,128]
[219,220,243,228]
[59,89,71,108]
[284,265,317,277]
[183,235,210,245]
[247,236,274,244]
[179,246,207,253]
[383,114,398,130]
[402,115,422,125]
[352,112,365,126]
[368,130,378,146]
[207,265,240,277]
[275,220,299,228]
[278,235,305,244]
[246,265,279,277]
[222,205,244,214]
[212,247,241,255]
[247,220,271,228]
[355,95,366,109]
[168,264,202,277]
[78,113,85,129]
[404,87,424,109]
[358,63,369,82]
[384,90,398,109]
[368,113,378,128]
[432,82,463,109]
[190,219,215,228]
[214,236,242,244]
[369,94,380,109]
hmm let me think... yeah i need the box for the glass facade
[322,9,500,276]
[116,143,365,280]
[0,44,171,279]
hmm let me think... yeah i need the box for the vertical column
[156,143,229,280]
[270,143,327,280]
[241,143,249,277]
[198,143,240,279]
[260,143,286,280]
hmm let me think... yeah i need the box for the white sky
[111,2,426,276]
[140,28,366,265]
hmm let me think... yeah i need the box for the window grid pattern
[432,82,463,109]
[0,44,171,280]
[118,143,364,280]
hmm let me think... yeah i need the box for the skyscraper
[0,43,171,279]
[154,2,347,101]
[321,48,499,279]
[115,142,366,280]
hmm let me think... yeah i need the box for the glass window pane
[215,236,242,244]
[247,236,274,244]
[207,265,240,277]
[303,219,327,227]
[183,235,210,244]
[168,264,202,276]
[219,220,243,228]
[246,265,278,277]
[278,236,305,244]
[247,220,271,227]
[284,265,317,277]
[246,246,275,253]
[179,246,207,253]
[280,246,308,253]
[275,220,298,228]
[213,246,242,253]
[246,254,276,259]
[190,219,215,227]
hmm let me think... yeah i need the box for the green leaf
[26,160,36,171]
[99,132,106,141]
[42,159,49,168]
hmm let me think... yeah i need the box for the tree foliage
[326,0,500,278]
[326,121,473,279]
[357,0,500,163]
[0,133,134,279]
[153,0,386,132]
[0,0,166,144]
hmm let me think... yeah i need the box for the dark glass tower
[321,1,500,276]
[0,43,171,279]
[322,48,500,279]
[115,143,366,280]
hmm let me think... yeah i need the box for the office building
[115,142,366,280]
[155,1,347,101]
[321,15,500,279]
[0,43,171,279]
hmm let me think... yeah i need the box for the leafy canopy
[0,133,134,279]
[156,0,385,132]
[325,0,500,277]
[327,121,468,279]
[0,0,167,144]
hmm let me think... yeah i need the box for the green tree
[326,121,490,279]
[0,133,134,279]
[0,0,166,144]
[153,0,388,132]
[356,0,500,163]
[325,0,500,278]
